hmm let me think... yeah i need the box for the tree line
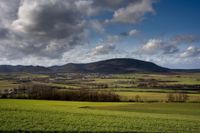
[0,84,120,102]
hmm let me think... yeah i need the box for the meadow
[0,99,200,132]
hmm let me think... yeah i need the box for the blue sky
[0,0,199,68]
[104,0,200,41]
[139,0,200,36]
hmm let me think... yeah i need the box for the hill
[51,58,170,73]
[0,58,199,74]
[0,65,51,73]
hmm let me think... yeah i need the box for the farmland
[0,99,199,132]
[0,72,200,102]
[0,72,200,132]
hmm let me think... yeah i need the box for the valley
[0,59,199,132]
[1,71,200,102]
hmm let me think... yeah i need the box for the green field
[0,99,199,132]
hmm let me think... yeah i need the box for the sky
[0,0,200,69]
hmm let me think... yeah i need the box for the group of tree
[0,84,120,102]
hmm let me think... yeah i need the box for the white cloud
[0,0,89,60]
[140,39,164,54]
[0,0,158,63]
[138,38,179,55]
[92,44,116,56]
[111,0,155,23]
[128,29,139,36]
[131,38,200,68]
[91,36,120,55]
[180,46,200,58]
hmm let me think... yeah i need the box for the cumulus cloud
[92,44,116,56]
[0,0,89,59]
[91,36,120,55]
[12,0,85,38]
[91,29,140,56]
[180,46,200,58]
[138,39,179,55]
[130,35,200,68]
[0,0,158,65]
[140,39,163,54]
[128,29,139,36]
[111,0,156,23]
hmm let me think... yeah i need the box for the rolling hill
[0,65,51,73]
[0,58,170,73]
[50,58,170,73]
[0,58,199,74]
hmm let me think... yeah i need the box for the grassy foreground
[0,99,200,132]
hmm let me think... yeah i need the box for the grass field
[0,99,199,132]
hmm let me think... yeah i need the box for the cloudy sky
[0,0,200,69]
